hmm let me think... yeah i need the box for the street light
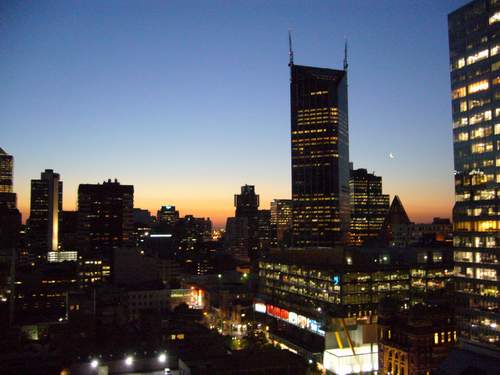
[90,359,99,369]
[125,356,133,366]
[158,353,166,363]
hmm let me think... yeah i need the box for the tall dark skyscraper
[78,179,134,258]
[0,148,16,210]
[290,42,350,247]
[448,0,500,354]
[348,168,389,246]
[29,169,62,255]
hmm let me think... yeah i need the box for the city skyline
[1,1,468,227]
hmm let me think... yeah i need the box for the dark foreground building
[290,48,350,247]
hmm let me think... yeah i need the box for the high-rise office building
[29,169,62,255]
[448,0,500,354]
[0,148,16,210]
[348,168,389,246]
[290,43,350,247]
[77,179,134,258]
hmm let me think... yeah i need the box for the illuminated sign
[254,303,324,336]
[254,303,266,313]
[332,275,340,285]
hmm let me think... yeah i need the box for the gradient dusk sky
[1,0,468,228]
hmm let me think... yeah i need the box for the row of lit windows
[455,266,497,281]
[455,220,499,232]
[455,189,498,201]
[292,129,328,135]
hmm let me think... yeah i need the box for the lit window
[492,45,500,56]
[452,87,466,99]
[468,80,489,94]
[467,50,489,65]
[454,58,466,70]
[489,12,500,24]
[460,100,467,112]
[471,142,493,154]
[434,332,439,344]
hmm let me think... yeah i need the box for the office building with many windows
[348,168,389,246]
[448,0,500,354]
[290,55,350,247]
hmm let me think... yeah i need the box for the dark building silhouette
[77,179,134,259]
[225,216,249,261]
[157,204,179,227]
[227,185,260,259]
[448,0,500,354]
[28,169,62,256]
[348,168,389,246]
[0,148,21,251]
[290,49,350,247]
[256,209,272,253]
[379,195,412,248]
[61,210,78,250]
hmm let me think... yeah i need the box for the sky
[0,0,468,228]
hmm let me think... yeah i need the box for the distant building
[348,168,389,246]
[29,169,62,256]
[235,185,260,256]
[0,148,20,253]
[61,210,78,250]
[225,217,249,261]
[0,147,16,210]
[290,61,350,247]
[77,179,134,259]
[378,195,413,247]
[270,199,292,244]
[256,209,272,253]
[157,205,179,226]
[411,217,453,245]
[133,208,154,226]
[448,0,500,354]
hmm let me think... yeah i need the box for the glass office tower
[448,0,500,353]
[290,62,350,247]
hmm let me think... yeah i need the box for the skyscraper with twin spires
[289,39,350,247]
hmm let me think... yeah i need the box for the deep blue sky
[0,0,468,227]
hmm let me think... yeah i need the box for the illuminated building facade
[290,61,350,247]
[256,247,453,374]
[348,168,389,246]
[77,179,134,259]
[270,199,292,243]
[29,169,62,256]
[448,0,500,353]
[0,147,16,210]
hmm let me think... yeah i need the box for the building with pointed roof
[378,195,413,247]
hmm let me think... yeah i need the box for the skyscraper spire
[343,38,348,71]
[288,30,294,67]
